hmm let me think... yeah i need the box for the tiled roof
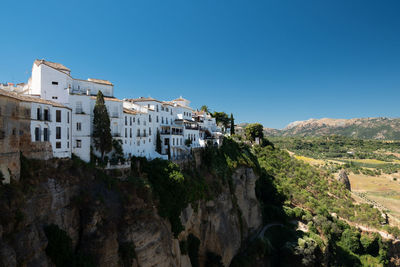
[172,97,189,102]
[125,97,163,103]
[90,96,122,102]
[0,89,70,109]
[123,108,140,115]
[34,59,70,73]
[87,78,113,86]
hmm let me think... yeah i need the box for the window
[56,110,61,122]
[125,128,127,138]
[164,138,169,145]
[37,108,41,120]
[76,122,82,131]
[35,127,40,141]
[156,116,159,123]
[67,112,70,123]
[56,127,61,139]
[138,118,140,125]
[130,117,132,126]
[133,117,135,123]
[67,128,69,139]
[149,115,152,122]
[162,117,164,124]
[156,105,159,112]
[125,116,127,126]
[56,142,61,148]
[76,140,82,148]
[44,109,50,121]
[137,129,140,137]
[173,138,175,146]
[130,128,132,138]
[52,81,58,85]
[144,129,147,136]
[149,127,152,135]
[67,142,69,148]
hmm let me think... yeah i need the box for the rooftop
[0,89,70,109]
[87,78,113,86]
[34,59,70,73]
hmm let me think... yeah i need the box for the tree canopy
[212,111,230,130]
[93,91,112,159]
[245,123,264,141]
[200,105,210,113]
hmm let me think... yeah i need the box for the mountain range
[262,117,400,140]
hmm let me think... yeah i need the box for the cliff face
[0,160,262,267]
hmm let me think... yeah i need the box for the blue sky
[1,0,400,129]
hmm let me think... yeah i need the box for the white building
[3,59,223,163]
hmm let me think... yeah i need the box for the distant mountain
[264,117,400,140]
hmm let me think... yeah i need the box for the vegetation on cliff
[231,138,397,266]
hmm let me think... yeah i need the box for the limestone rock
[337,169,351,191]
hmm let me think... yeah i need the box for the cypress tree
[93,91,112,160]
[230,113,235,135]
[156,129,162,154]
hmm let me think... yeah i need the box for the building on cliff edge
[0,59,222,183]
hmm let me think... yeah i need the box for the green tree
[156,129,162,154]
[212,111,230,130]
[93,91,112,160]
[200,105,210,113]
[230,113,235,135]
[245,123,264,142]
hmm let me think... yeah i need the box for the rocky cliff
[0,157,262,267]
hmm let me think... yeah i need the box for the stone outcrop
[337,169,351,191]
[0,161,262,267]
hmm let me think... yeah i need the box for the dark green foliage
[187,234,200,267]
[245,123,264,142]
[230,113,235,135]
[339,228,362,254]
[111,139,124,165]
[200,105,210,113]
[212,111,230,129]
[156,129,162,154]
[205,251,224,267]
[118,241,136,267]
[93,91,112,159]
[360,233,380,256]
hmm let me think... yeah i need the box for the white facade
[29,100,72,158]
[7,59,223,163]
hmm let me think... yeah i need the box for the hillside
[2,138,400,266]
[264,117,400,140]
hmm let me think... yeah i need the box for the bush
[339,228,361,254]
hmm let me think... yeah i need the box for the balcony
[111,113,119,118]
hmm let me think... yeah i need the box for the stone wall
[0,95,52,183]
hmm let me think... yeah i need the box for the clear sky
[1,0,400,129]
